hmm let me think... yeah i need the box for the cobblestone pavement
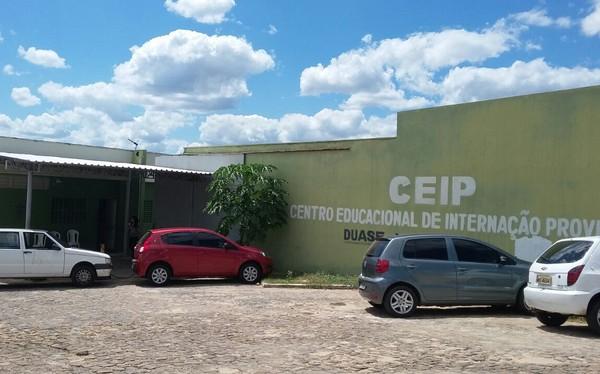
[1,277,599,373]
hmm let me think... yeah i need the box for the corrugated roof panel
[0,152,211,175]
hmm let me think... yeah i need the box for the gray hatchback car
[358,234,530,317]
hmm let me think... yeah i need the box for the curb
[262,283,356,290]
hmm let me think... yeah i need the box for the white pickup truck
[0,228,112,286]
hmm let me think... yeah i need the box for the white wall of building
[155,154,243,172]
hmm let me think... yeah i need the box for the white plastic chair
[33,233,46,247]
[66,229,80,247]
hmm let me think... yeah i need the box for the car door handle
[23,251,32,254]
[406,264,416,269]
[457,267,467,272]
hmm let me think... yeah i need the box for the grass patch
[264,271,358,288]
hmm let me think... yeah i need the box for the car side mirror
[223,242,236,250]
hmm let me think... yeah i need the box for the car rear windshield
[365,239,389,257]
[537,240,593,264]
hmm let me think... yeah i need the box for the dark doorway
[97,199,118,253]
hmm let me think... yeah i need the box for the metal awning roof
[0,151,211,175]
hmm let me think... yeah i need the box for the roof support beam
[25,169,32,229]
[123,170,132,255]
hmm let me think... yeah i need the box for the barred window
[143,200,153,223]
[51,198,86,224]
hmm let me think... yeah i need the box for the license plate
[536,274,552,286]
[359,283,366,290]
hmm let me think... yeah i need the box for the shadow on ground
[0,278,122,292]
[537,324,598,339]
[134,277,249,289]
[365,305,533,320]
[1,274,253,292]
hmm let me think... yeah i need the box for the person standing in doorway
[128,216,141,257]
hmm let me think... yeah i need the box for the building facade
[0,138,236,254]
[185,86,600,274]
[2,86,599,272]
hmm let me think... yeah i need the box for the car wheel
[384,285,418,317]
[536,311,568,327]
[148,264,171,287]
[71,264,96,287]
[586,299,600,334]
[515,287,532,314]
[239,263,262,284]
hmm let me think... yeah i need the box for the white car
[524,236,600,334]
[0,229,112,287]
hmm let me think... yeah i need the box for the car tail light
[567,265,585,286]
[136,236,154,255]
[375,259,389,273]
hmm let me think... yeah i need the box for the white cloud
[361,34,373,44]
[582,0,600,37]
[341,88,431,112]
[511,9,572,28]
[301,26,518,97]
[0,32,4,43]
[0,107,191,153]
[38,81,138,121]
[556,17,573,28]
[3,64,21,76]
[39,30,275,113]
[299,11,600,113]
[440,58,600,104]
[199,114,279,145]
[113,30,274,107]
[198,109,396,145]
[5,30,275,152]
[524,42,542,51]
[300,23,519,110]
[11,87,41,107]
[164,0,235,24]
[268,24,278,35]
[119,111,193,148]
[17,45,68,68]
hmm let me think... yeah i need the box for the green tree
[205,163,288,245]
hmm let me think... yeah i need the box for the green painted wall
[186,86,600,274]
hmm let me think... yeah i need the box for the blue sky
[1,0,600,153]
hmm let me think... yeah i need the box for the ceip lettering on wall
[389,176,476,206]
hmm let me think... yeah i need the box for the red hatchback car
[132,227,272,286]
